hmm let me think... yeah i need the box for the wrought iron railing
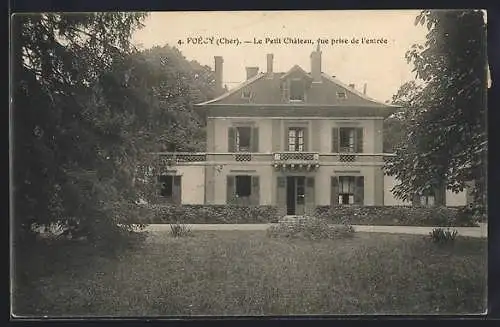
[273,152,319,161]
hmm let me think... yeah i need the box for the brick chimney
[267,54,274,74]
[214,56,223,94]
[310,43,322,83]
[246,67,259,80]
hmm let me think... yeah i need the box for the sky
[132,10,429,103]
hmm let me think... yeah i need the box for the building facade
[154,45,469,213]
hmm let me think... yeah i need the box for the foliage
[12,13,216,244]
[429,227,458,244]
[141,204,279,224]
[267,217,355,240]
[169,222,193,238]
[383,10,487,211]
[314,205,478,227]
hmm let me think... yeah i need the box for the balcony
[272,152,320,171]
[158,152,207,168]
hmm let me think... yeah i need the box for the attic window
[337,92,347,99]
[242,90,252,99]
[290,80,304,101]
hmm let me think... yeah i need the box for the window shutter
[277,177,287,215]
[228,127,236,152]
[356,128,363,153]
[306,177,315,215]
[354,176,364,205]
[331,176,339,205]
[252,127,259,152]
[284,127,289,152]
[173,176,182,204]
[227,175,235,204]
[251,176,260,205]
[332,128,339,153]
[302,128,308,151]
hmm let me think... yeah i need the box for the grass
[12,231,487,317]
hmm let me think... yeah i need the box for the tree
[12,13,148,243]
[384,10,487,210]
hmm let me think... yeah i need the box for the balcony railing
[272,152,320,171]
[153,152,393,166]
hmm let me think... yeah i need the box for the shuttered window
[336,176,364,205]
[288,127,305,152]
[229,126,259,152]
[333,127,363,153]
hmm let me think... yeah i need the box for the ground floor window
[159,175,173,197]
[235,175,252,197]
[158,175,181,203]
[338,176,355,204]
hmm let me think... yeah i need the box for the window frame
[338,176,356,205]
[289,79,305,102]
[339,127,356,153]
[235,126,252,152]
[288,127,305,152]
[235,175,252,197]
[159,175,174,197]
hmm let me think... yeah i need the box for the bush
[141,204,279,224]
[429,227,458,244]
[267,217,355,241]
[170,222,193,238]
[314,206,478,227]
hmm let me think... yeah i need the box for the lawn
[12,231,487,317]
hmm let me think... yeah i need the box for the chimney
[363,83,367,95]
[349,83,355,89]
[267,54,274,74]
[246,67,259,80]
[214,56,224,94]
[310,42,322,83]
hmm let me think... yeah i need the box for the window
[242,90,252,99]
[419,189,435,206]
[159,175,173,197]
[290,80,304,101]
[236,127,252,152]
[288,128,305,152]
[235,175,252,197]
[337,91,347,99]
[338,176,355,205]
[339,128,355,153]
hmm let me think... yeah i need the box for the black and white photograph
[10,9,488,317]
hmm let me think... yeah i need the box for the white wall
[177,166,205,204]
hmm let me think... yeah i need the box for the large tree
[384,10,487,210]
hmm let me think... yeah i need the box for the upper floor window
[332,127,363,153]
[228,126,259,152]
[288,128,305,152]
[339,128,356,153]
[236,127,252,152]
[290,80,305,101]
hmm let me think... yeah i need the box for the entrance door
[286,176,306,215]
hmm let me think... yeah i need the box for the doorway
[286,176,305,215]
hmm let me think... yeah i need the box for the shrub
[169,222,193,238]
[267,217,355,241]
[314,206,478,227]
[142,205,279,224]
[429,227,458,244]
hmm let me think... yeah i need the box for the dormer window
[290,80,305,101]
[337,91,347,99]
[242,90,252,99]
